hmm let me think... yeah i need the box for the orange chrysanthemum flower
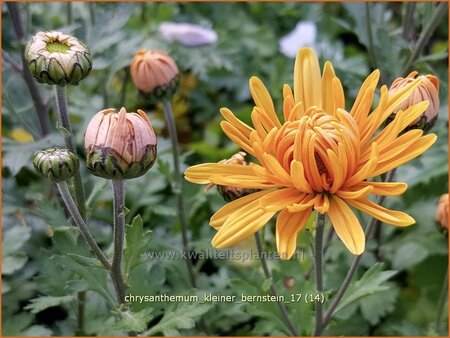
[184,48,437,259]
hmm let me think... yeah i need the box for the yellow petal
[336,185,373,200]
[210,190,273,228]
[353,181,408,196]
[347,197,415,226]
[220,121,255,156]
[212,196,276,248]
[249,76,281,128]
[321,61,336,115]
[294,48,322,108]
[350,70,379,127]
[290,160,313,193]
[220,107,254,137]
[276,208,312,259]
[328,196,365,255]
[258,188,304,212]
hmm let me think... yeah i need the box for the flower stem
[162,99,196,288]
[432,267,448,334]
[254,232,299,336]
[54,86,87,220]
[317,169,397,335]
[402,2,448,75]
[56,181,112,270]
[6,2,51,137]
[314,213,327,336]
[365,3,377,70]
[111,180,127,305]
[402,2,416,41]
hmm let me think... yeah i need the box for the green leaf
[24,295,75,314]
[2,226,31,275]
[392,242,428,271]
[360,285,399,325]
[124,215,153,281]
[23,325,53,336]
[67,253,107,269]
[144,302,211,336]
[113,308,154,333]
[2,253,28,275]
[334,263,397,314]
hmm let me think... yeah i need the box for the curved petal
[352,181,408,196]
[336,185,373,199]
[276,208,312,259]
[321,61,336,115]
[210,190,273,228]
[212,193,279,248]
[258,188,304,212]
[294,48,322,108]
[328,196,365,255]
[347,197,415,227]
[249,76,281,128]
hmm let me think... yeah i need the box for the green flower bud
[130,49,179,101]
[33,148,79,182]
[85,108,157,180]
[25,31,92,86]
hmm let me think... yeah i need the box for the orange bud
[84,107,157,179]
[389,71,440,131]
[436,193,449,230]
[130,49,179,99]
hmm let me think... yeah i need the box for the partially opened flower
[185,48,437,259]
[25,31,92,86]
[130,49,179,100]
[389,71,440,132]
[85,107,157,180]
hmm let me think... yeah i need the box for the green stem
[254,232,299,336]
[365,3,378,71]
[402,2,448,75]
[67,2,73,25]
[7,2,51,137]
[402,2,416,41]
[433,267,448,333]
[56,181,112,269]
[119,68,130,108]
[54,86,87,220]
[111,180,127,305]
[313,213,326,336]
[162,99,196,288]
[318,169,397,334]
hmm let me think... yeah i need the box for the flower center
[272,108,358,192]
[45,41,70,53]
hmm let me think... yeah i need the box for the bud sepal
[33,148,79,182]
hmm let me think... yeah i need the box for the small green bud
[25,31,92,86]
[85,108,157,180]
[33,148,79,182]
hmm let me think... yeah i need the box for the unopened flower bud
[85,108,157,180]
[388,71,440,132]
[130,49,179,100]
[205,152,259,202]
[33,148,79,182]
[435,193,448,232]
[25,31,92,86]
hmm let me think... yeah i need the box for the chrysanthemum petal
[290,160,313,193]
[371,134,437,176]
[336,185,373,199]
[314,193,330,213]
[258,188,304,212]
[220,121,255,156]
[328,196,365,255]
[276,208,312,259]
[220,108,254,137]
[249,76,282,128]
[350,70,379,127]
[353,181,408,196]
[210,190,272,228]
[294,48,322,108]
[345,142,378,187]
[322,61,336,115]
[347,197,415,227]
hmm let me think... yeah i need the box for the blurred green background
[2,2,448,336]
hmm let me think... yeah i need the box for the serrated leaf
[24,295,75,314]
[124,215,153,281]
[334,263,397,314]
[360,286,399,325]
[3,226,31,255]
[144,302,211,336]
[113,308,154,333]
[22,325,53,336]
[2,253,29,275]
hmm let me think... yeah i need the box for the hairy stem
[313,213,327,336]
[111,180,127,305]
[254,232,299,336]
[6,2,51,137]
[54,86,87,220]
[318,169,397,334]
[162,99,196,288]
[402,2,448,75]
[56,181,111,269]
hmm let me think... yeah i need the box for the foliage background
[2,1,448,336]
